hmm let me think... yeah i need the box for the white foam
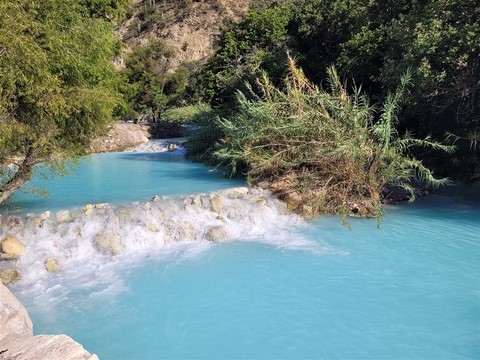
[2,188,327,300]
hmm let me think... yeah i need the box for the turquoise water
[6,149,480,359]
[1,149,243,214]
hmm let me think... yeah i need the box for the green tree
[0,0,124,204]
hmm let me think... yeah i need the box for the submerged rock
[94,232,125,255]
[0,269,21,284]
[1,236,26,257]
[205,226,228,241]
[0,282,98,359]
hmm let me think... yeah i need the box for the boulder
[82,204,94,215]
[210,196,224,213]
[39,211,51,221]
[5,216,22,230]
[0,269,21,285]
[1,236,26,257]
[248,187,264,196]
[94,233,125,255]
[29,217,44,229]
[151,195,161,202]
[56,210,71,223]
[45,258,60,272]
[224,187,249,199]
[94,203,109,209]
[190,195,202,207]
[0,282,98,359]
[205,226,228,241]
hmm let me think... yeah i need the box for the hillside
[115,0,249,72]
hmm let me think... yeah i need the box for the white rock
[0,269,21,285]
[224,187,249,199]
[39,211,51,221]
[44,258,60,272]
[1,236,26,257]
[56,210,71,223]
[94,203,109,209]
[82,204,94,215]
[205,226,228,241]
[94,233,125,255]
[210,196,224,213]
[0,282,98,359]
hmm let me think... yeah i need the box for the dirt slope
[115,0,249,71]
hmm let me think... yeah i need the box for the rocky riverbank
[0,282,97,359]
[0,186,295,359]
[88,121,187,153]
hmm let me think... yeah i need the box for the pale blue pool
[6,148,480,359]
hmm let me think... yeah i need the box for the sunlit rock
[224,187,249,199]
[210,195,224,213]
[94,233,125,255]
[190,194,202,207]
[151,195,161,202]
[44,258,60,272]
[82,204,94,215]
[248,187,264,196]
[250,195,267,207]
[205,226,228,241]
[0,269,21,284]
[1,236,26,257]
[56,210,71,223]
[0,282,98,359]
[39,211,51,221]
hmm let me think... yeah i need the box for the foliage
[123,39,176,121]
[189,58,453,218]
[0,0,125,203]
[190,5,291,104]
[161,103,213,124]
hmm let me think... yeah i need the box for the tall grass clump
[188,57,453,218]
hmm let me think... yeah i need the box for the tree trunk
[0,146,36,204]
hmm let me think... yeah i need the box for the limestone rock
[45,258,60,272]
[0,269,21,284]
[210,196,223,213]
[56,210,71,223]
[248,187,264,196]
[205,226,228,241]
[82,204,94,215]
[94,203,109,209]
[190,195,202,207]
[1,236,26,257]
[0,282,98,359]
[39,211,51,221]
[224,187,249,199]
[29,217,44,229]
[94,233,125,255]
[0,281,33,345]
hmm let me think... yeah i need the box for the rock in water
[0,269,21,284]
[210,196,224,213]
[56,210,71,223]
[224,187,249,199]
[205,226,228,241]
[0,282,98,359]
[1,236,26,257]
[94,233,125,255]
[45,258,60,272]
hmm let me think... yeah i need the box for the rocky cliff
[0,282,98,359]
